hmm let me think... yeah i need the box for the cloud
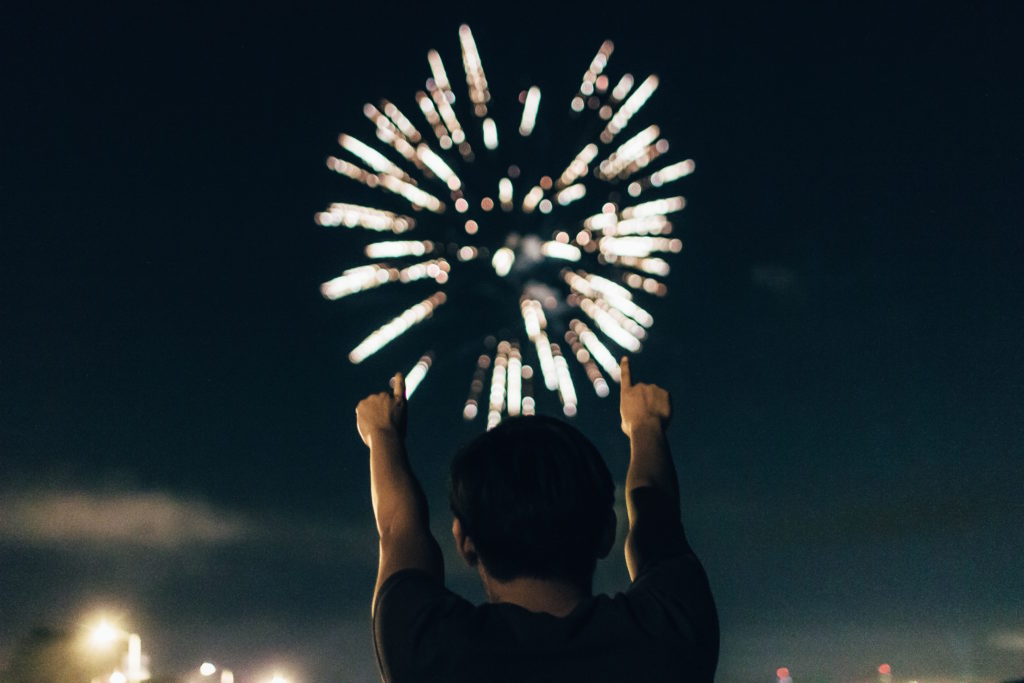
[0,488,386,680]
[989,630,1024,652]
[0,490,251,547]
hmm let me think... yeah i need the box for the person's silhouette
[356,357,718,681]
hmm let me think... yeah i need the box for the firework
[319,25,693,426]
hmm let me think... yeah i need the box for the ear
[452,517,478,567]
[596,508,617,559]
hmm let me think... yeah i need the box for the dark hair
[448,415,615,584]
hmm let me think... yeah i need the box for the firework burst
[318,26,693,428]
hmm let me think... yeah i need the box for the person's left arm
[356,373,443,614]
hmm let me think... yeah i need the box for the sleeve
[627,486,692,572]
[372,569,474,683]
[626,488,719,674]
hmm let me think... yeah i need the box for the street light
[90,621,119,649]
[87,619,148,682]
[198,661,234,683]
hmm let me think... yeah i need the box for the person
[355,356,718,682]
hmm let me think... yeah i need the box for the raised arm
[356,373,443,612]
[619,357,683,580]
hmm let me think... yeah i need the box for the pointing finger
[620,356,631,389]
[393,372,406,400]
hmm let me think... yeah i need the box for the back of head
[449,415,615,585]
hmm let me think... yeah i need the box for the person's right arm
[356,373,444,615]
[619,356,683,580]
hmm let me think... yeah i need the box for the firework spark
[319,26,693,426]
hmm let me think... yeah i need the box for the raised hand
[619,357,672,436]
[356,372,408,447]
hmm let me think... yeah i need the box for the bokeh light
[319,25,693,422]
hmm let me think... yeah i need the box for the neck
[479,569,590,617]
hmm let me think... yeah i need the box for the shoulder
[374,568,474,634]
[373,570,476,681]
[621,554,719,658]
[628,553,713,603]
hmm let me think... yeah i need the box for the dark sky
[2,2,1023,681]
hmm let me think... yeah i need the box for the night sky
[2,3,1023,682]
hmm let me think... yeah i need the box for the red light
[776,667,790,679]
[878,663,891,675]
